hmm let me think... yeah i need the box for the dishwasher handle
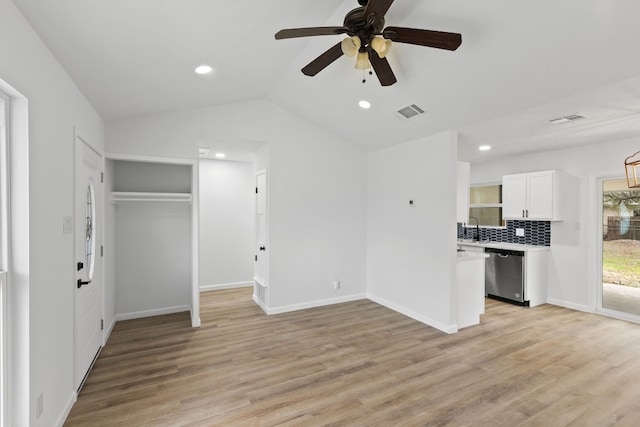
[484,247,525,257]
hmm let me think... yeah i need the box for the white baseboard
[55,391,77,427]
[260,293,367,315]
[190,306,201,328]
[368,293,458,334]
[200,281,253,292]
[546,298,591,313]
[115,305,190,321]
[103,317,117,346]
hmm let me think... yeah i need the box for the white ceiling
[12,0,640,162]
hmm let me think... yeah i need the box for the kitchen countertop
[457,251,489,262]
[457,239,550,252]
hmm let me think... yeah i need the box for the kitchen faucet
[468,216,480,242]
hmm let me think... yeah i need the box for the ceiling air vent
[396,104,425,120]
[548,113,586,124]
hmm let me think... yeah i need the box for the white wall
[106,99,368,313]
[367,131,459,333]
[114,202,192,317]
[471,137,640,311]
[0,1,104,425]
[199,159,254,290]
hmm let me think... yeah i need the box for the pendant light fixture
[625,150,640,188]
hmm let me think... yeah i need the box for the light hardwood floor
[65,288,640,426]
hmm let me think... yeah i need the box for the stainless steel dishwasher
[485,247,527,305]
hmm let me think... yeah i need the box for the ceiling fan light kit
[370,36,392,58]
[341,36,361,57]
[355,51,371,70]
[274,0,462,87]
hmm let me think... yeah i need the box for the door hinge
[101,172,104,183]
[101,319,104,331]
[77,261,84,271]
[101,245,104,257]
[255,255,257,262]
[255,187,258,194]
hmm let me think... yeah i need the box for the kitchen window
[469,183,505,227]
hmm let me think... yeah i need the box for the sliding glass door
[600,178,640,320]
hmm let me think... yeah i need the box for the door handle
[259,246,266,251]
[77,279,91,288]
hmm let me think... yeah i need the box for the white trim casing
[105,152,200,328]
[0,90,9,427]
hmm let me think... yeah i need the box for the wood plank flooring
[65,288,640,426]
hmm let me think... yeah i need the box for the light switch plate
[63,216,73,234]
[515,228,525,237]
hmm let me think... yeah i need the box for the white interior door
[255,170,268,287]
[74,136,103,390]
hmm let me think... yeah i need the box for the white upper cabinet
[457,162,470,223]
[502,170,562,220]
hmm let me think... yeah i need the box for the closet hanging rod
[110,192,192,204]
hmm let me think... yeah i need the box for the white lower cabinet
[523,250,548,307]
[458,244,485,253]
[456,251,489,329]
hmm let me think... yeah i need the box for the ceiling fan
[274,0,462,86]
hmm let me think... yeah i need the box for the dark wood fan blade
[301,42,344,76]
[275,27,347,40]
[369,50,397,86]
[383,26,462,51]
[363,0,395,23]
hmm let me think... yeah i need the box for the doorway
[599,177,640,320]
[74,134,103,390]
[253,169,268,308]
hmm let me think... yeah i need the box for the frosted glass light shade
[355,51,370,70]
[340,36,361,57]
[371,37,392,58]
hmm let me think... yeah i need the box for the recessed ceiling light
[479,145,491,151]
[215,152,226,159]
[198,147,210,156]
[195,65,214,75]
[359,100,371,109]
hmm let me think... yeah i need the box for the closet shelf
[110,192,192,204]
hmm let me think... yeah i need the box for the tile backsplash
[457,220,551,246]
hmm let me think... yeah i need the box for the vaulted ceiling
[12,0,640,162]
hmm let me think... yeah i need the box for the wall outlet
[515,228,525,237]
[333,280,341,290]
[36,392,44,419]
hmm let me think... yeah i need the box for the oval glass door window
[85,177,96,281]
